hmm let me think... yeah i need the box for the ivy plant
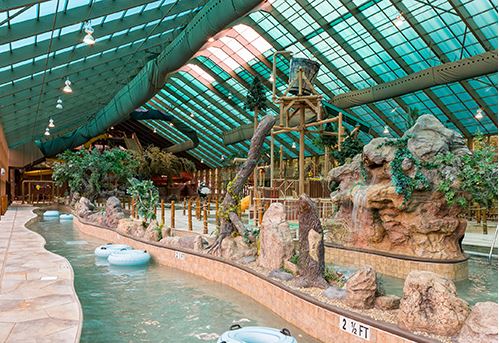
[331,134,364,165]
[244,76,267,113]
[127,177,160,225]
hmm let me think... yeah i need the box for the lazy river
[31,217,319,343]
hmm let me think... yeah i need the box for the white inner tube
[60,214,73,220]
[94,244,132,258]
[218,326,297,343]
[108,249,151,266]
[43,210,60,217]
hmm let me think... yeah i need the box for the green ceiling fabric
[35,0,264,157]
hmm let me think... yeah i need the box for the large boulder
[326,114,469,260]
[221,236,256,261]
[75,197,94,218]
[257,203,294,270]
[344,266,377,309]
[116,218,144,238]
[456,302,498,343]
[398,271,469,336]
[375,295,400,310]
[104,196,125,228]
[143,220,161,242]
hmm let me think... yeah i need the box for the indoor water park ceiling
[0,0,497,167]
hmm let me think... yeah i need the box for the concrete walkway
[0,205,81,342]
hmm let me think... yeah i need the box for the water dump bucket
[288,58,320,95]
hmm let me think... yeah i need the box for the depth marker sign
[339,316,371,341]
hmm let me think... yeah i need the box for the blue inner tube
[108,249,151,266]
[94,244,132,258]
[59,214,73,221]
[218,326,297,343]
[43,210,60,217]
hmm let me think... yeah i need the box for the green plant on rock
[381,136,431,205]
[434,134,498,211]
[331,134,364,166]
[289,254,299,265]
[52,148,139,200]
[324,265,346,287]
[127,177,159,225]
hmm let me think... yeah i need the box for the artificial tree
[52,148,139,201]
[208,114,277,253]
[137,145,196,183]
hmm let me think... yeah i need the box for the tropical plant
[331,134,364,165]
[52,148,139,200]
[137,145,196,181]
[244,76,267,113]
[434,134,498,212]
[127,177,160,225]
[402,107,421,131]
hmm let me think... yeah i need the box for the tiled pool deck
[0,205,81,342]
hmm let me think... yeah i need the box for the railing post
[188,198,193,231]
[203,203,208,234]
[161,199,165,226]
[171,200,175,229]
[131,198,135,219]
[196,197,201,220]
[183,198,187,216]
[215,196,220,226]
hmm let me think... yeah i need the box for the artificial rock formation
[327,115,468,259]
[345,266,377,309]
[296,194,328,288]
[375,295,400,310]
[398,271,469,336]
[75,197,94,218]
[104,196,125,228]
[257,203,294,270]
[456,302,498,343]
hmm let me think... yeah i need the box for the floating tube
[43,210,60,218]
[59,214,73,221]
[217,325,297,343]
[94,244,132,258]
[108,250,151,267]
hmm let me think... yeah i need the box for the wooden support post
[131,199,135,219]
[279,145,284,179]
[188,199,193,231]
[171,200,175,229]
[183,198,186,216]
[324,146,330,177]
[259,203,264,226]
[299,107,306,195]
[270,134,275,187]
[338,111,343,151]
[161,200,165,226]
[482,208,488,234]
[215,196,220,226]
[196,197,201,220]
[203,203,208,234]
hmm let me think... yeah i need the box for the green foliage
[127,178,159,224]
[52,148,139,200]
[289,254,299,265]
[137,145,196,179]
[324,265,346,287]
[382,137,431,205]
[244,76,267,112]
[434,135,497,209]
[331,135,364,165]
[402,107,421,131]
[312,122,338,149]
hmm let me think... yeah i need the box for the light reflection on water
[32,218,319,343]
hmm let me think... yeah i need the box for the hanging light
[475,108,484,120]
[268,75,274,82]
[190,112,195,118]
[228,94,232,100]
[201,159,204,164]
[169,122,174,127]
[110,126,114,130]
[221,154,225,160]
[48,118,55,128]
[83,21,95,45]
[383,126,390,134]
[208,37,215,43]
[292,142,296,149]
[153,128,157,133]
[63,78,72,93]
[44,128,50,136]
[393,13,405,27]
[56,98,63,109]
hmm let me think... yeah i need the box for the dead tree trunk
[296,194,328,288]
[208,115,277,253]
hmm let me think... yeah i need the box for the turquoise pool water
[32,218,319,343]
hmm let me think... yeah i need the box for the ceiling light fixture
[221,154,225,160]
[44,128,50,136]
[153,128,157,133]
[190,112,195,118]
[268,75,274,82]
[48,118,55,128]
[383,126,390,134]
[63,78,72,93]
[292,142,296,149]
[56,98,63,109]
[475,108,484,120]
[83,21,95,45]
[201,159,204,164]
[393,13,405,27]
[169,122,174,126]
[208,37,215,43]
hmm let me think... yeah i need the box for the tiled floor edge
[74,215,439,343]
[23,207,84,343]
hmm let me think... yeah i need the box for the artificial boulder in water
[104,196,125,228]
[327,115,468,260]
